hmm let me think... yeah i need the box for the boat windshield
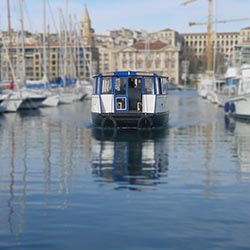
[102,77,112,94]
[144,76,154,94]
[115,77,126,94]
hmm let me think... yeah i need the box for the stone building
[115,39,179,82]
[95,28,180,83]
[95,28,147,73]
[237,27,250,64]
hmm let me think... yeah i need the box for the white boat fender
[137,116,153,129]
[224,102,230,113]
[101,116,117,128]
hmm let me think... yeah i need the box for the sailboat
[25,0,60,107]
[1,0,48,112]
[0,0,27,112]
[17,0,48,109]
[72,13,93,101]
[0,83,23,112]
[58,4,92,103]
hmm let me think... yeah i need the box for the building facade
[95,26,250,83]
[95,28,180,83]
[236,27,250,64]
[1,4,250,84]
[0,5,98,83]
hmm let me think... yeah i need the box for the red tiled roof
[132,40,167,50]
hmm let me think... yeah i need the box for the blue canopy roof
[93,71,167,78]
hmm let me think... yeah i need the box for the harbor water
[0,91,250,250]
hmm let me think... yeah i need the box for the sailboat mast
[58,8,64,83]
[207,0,213,72]
[7,0,12,81]
[64,0,68,82]
[43,0,47,79]
[212,0,217,73]
[19,0,26,84]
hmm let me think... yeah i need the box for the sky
[0,0,250,35]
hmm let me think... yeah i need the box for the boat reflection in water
[91,128,169,189]
[225,115,250,179]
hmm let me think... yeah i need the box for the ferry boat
[91,71,169,128]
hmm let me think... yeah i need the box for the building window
[155,58,160,69]
[122,58,127,68]
[164,58,168,67]
[136,59,143,69]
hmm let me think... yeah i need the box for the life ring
[230,102,235,113]
[224,102,230,113]
[137,116,153,129]
[101,116,117,128]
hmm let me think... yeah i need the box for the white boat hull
[1,97,24,112]
[59,92,74,104]
[42,94,60,107]
[72,88,86,101]
[198,88,208,99]
[207,90,219,104]
[0,104,6,113]
[225,94,250,120]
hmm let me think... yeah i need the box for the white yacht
[224,64,250,120]
[217,66,239,107]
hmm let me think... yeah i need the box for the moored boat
[224,64,250,120]
[217,66,239,107]
[91,71,169,128]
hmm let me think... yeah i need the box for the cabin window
[115,77,126,94]
[93,77,100,95]
[101,77,112,94]
[156,78,163,95]
[144,77,154,94]
[161,78,168,94]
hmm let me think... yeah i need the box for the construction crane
[181,0,199,6]
[181,0,214,72]
[189,17,250,26]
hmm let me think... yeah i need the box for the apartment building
[0,40,99,83]
[181,31,239,71]
[0,5,98,82]
[237,27,250,64]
